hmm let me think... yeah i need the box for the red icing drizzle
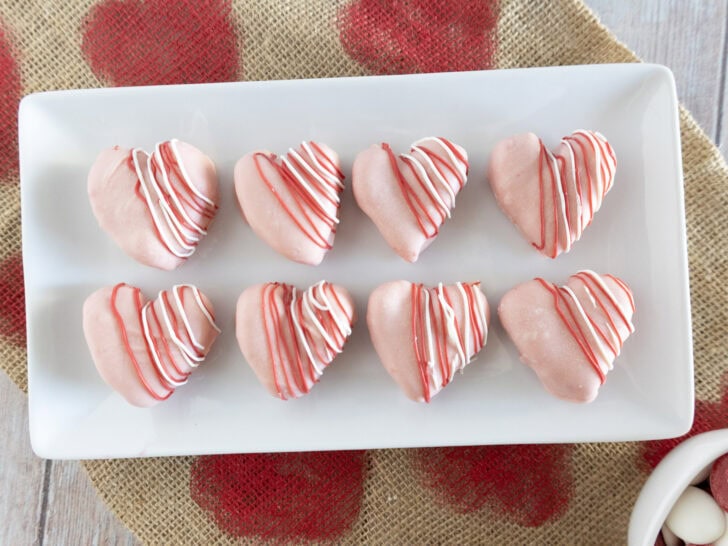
[382,138,468,239]
[411,282,486,402]
[252,142,345,250]
[534,131,617,258]
[260,282,353,400]
[108,283,214,401]
[535,273,634,384]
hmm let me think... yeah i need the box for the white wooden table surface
[1,2,726,544]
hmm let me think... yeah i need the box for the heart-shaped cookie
[88,139,219,270]
[236,281,356,400]
[498,270,635,403]
[234,141,345,266]
[352,137,469,262]
[367,280,489,402]
[488,130,616,258]
[82,283,221,407]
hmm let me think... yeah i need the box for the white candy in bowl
[629,429,728,545]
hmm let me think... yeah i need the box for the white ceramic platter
[20,64,693,459]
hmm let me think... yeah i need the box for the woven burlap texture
[1,0,726,544]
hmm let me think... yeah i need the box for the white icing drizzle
[139,284,219,391]
[559,285,613,376]
[131,139,217,259]
[541,270,634,382]
[255,141,345,252]
[413,282,488,401]
[400,137,468,219]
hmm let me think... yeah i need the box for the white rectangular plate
[20,64,693,459]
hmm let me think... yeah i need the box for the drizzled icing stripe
[535,271,634,384]
[129,139,218,260]
[383,137,469,239]
[110,283,219,400]
[410,282,488,402]
[535,130,617,258]
[253,142,345,250]
[261,281,353,400]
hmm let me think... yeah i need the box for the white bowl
[629,429,728,545]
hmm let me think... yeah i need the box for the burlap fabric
[1,0,726,544]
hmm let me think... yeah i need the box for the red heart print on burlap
[0,20,21,180]
[414,444,575,527]
[190,451,366,542]
[0,253,25,347]
[338,0,499,75]
[81,0,241,86]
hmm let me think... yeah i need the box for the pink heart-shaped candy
[88,139,219,270]
[83,283,221,407]
[498,271,635,403]
[367,280,489,402]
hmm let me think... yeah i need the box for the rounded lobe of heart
[236,283,280,397]
[83,284,219,407]
[175,140,219,205]
[87,142,218,270]
[236,282,356,400]
[487,132,543,252]
[234,143,343,266]
[498,274,634,403]
[367,280,490,402]
[84,285,158,407]
[367,281,421,400]
[352,139,468,263]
